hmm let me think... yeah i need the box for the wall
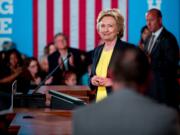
[128,0,180,45]
[0,0,179,56]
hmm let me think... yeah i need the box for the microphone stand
[32,54,71,94]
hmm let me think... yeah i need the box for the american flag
[33,0,128,58]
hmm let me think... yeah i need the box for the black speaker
[49,90,86,110]
[14,93,46,108]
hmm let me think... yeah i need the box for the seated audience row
[0,45,93,94]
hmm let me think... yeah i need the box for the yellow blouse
[96,48,113,102]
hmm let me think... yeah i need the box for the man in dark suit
[145,9,179,109]
[48,33,85,84]
[73,47,180,135]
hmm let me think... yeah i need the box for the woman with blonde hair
[90,9,134,102]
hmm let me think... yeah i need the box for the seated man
[73,46,180,135]
[48,33,85,84]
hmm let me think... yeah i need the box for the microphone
[32,53,71,94]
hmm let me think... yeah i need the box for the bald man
[145,8,179,109]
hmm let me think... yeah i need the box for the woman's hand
[91,76,113,87]
[98,77,113,87]
[91,75,100,86]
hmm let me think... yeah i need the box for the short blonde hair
[97,9,124,38]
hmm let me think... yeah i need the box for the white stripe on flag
[119,0,127,41]
[70,0,79,48]
[38,0,47,58]
[54,0,63,35]
[102,0,111,10]
[86,0,95,51]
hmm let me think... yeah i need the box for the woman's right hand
[91,75,100,86]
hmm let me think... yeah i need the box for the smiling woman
[97,9,124,39]
[98,16,118,44]
[89,9,135,102]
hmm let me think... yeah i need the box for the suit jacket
[73,89,180,135]
[89,38,134,93]
[144,28,179,108]
[48,48,83,84]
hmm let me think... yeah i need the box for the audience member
[63,70,77,86]
[47,42,56,55]
[39,55,49,73]
[20,57,45,92]
[80,64,92,85]
[144,8,180,109]
[79,50,93,85]
[2,41,16,51]
[0,49,23,93]
[138,25,151,50]
[73,46,180,135]
[48,33,84,85]
[90,9,134,102]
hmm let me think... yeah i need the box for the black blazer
[89,38,135,93]
[145,28,179,107]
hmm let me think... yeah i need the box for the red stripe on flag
[95,0,102,48]
[33,0,38,57]
[111,0,118,8]
[63,0,70,46]
[47,0,54,44]
[126,0,129,41]
[79,0,86,51]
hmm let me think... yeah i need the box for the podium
[13,85,91,108]
[8,86,91,135]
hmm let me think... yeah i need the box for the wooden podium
[10,108,72,135]
[7,85,92,135]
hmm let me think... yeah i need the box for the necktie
[147,35,155,53]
